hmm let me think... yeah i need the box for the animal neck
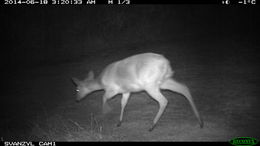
[90,78,103,92]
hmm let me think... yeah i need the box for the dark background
[0,5,259,141]
[2,5,258,68]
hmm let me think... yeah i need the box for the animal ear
[71,77,80,86]
[87,70,94,80]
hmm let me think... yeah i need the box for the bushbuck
[72,52,203,131]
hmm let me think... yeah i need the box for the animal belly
[120,83,142,92]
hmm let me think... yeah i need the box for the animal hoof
[200,121,204,128]
[116,122,122,127]
[149,125,156,132]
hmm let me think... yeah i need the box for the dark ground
[0,5,259,141]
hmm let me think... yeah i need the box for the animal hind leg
[146,87,168,131]
[161,78,203,128]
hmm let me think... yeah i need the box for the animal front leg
[117,93,130,127]
[102,90,117,114]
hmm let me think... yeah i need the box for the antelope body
[72,53,203,131]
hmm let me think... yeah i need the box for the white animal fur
[72,53,203,131]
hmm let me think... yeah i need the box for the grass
[29,105,105,141]
[2,50,259,141]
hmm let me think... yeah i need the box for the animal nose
[76,96,81,102]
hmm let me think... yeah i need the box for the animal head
[71,71,95,101]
